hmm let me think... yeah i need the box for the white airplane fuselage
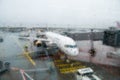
[45,32,79,56]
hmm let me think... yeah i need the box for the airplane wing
[19,37,50,42]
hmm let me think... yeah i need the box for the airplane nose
[74,50,79,55]
[69,50,79,56]
[66,49,79,56]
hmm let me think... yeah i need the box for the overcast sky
[0,0,120,28]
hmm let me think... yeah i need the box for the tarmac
[0,32,58,80]
[0,32,120,80]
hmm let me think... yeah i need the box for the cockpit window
[65,45,77,48]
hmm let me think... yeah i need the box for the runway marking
[24,51,36,66]
[11,36,36,66]
[54,59,86,73]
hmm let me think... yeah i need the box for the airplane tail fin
[116,21,120,28]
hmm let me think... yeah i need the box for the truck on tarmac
[75,67,101,80]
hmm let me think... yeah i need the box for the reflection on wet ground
[0,32,120,80]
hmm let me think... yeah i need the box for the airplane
[116,21,120,28]
[45,32,79,56]
[19,31,79,58]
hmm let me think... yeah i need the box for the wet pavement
[0,32,57,80]
[0,32,120,80]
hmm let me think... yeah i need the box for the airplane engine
[41,41,47,48]
[32,40,58,58]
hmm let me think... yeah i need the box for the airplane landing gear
[60,54,71,63]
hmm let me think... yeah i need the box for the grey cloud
[0,0,120,28]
